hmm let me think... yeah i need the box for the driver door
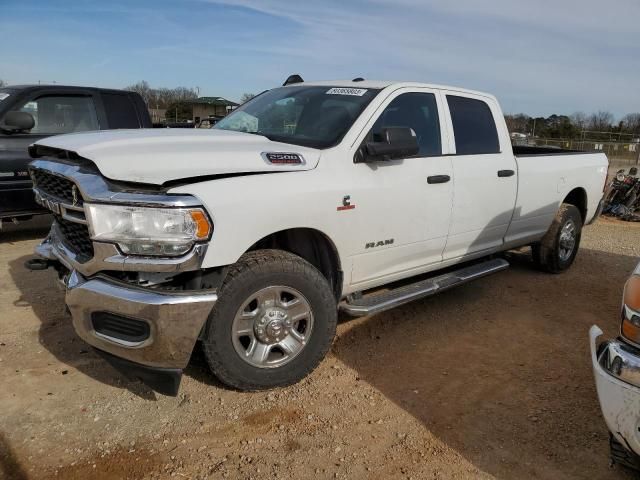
[348,89,454,288]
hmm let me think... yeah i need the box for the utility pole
[532,118,536,138]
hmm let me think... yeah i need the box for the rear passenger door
[441,92,517,260]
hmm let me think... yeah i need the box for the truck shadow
[333,246,638,479]
[7,254,158,400]
[0,432,27,480]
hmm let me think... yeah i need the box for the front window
[214,86,380,149]
[368,92,442,157]
[16,95,100,134]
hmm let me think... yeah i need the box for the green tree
[165,102,193,122]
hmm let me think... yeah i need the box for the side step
[339,258,509,317]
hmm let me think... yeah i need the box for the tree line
[124,81,199,110]
[3,77,638,139]
[505,112,640,140]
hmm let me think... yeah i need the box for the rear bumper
[64,270,217,371]
[590,326,640,457]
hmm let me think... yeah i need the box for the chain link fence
[513,137,640,165]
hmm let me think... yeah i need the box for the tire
[625,191,638,209]
[604,188,619,206]
[532,203,582,274]
[202,249,337,390]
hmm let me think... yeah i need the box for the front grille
[55,215,94,262]
[91,312,151,344]
[31,168,81,205]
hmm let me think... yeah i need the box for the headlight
[621,272,640,344]
[86,204,212,256]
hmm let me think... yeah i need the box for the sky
[1,0,639,118]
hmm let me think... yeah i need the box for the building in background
[149,108,167,124]
[183,97,238,123]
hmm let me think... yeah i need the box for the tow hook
[24,258,53,271]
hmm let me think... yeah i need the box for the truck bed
[513,145,593,156]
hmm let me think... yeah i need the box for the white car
[591,262,640,470]
[27,78,608,395]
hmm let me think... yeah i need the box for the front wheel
[202,250,337,390]
[532,203,582,274]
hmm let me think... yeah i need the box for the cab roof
[291,79,496,101]
[0,85,139,95]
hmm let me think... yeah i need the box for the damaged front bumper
[35,238,217,396]
[590,325,640,458]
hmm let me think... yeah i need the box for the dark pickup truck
[0,85,151,223]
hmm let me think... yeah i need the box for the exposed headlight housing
[621,271,640,345]
[86,204,212,256]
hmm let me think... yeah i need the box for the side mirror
[357,127,419,163]
[2,111,35,132]
[630,167,638,176]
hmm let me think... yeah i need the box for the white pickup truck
[28,78,608,395]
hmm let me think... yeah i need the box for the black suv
[0,85,151,222]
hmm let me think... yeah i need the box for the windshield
[214,86,380,149]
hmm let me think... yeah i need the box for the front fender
[168,171,351,271]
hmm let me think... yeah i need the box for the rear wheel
[532,203,582,273]
[202,250,337,390]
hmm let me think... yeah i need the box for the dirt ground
[1,215,640,480]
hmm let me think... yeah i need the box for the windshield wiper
[243,131,281,142]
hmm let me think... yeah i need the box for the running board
[339,258,509,317]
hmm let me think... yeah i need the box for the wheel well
[248,228,343,300]
[563,188,587,224]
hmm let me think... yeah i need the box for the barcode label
[326,88,368,96]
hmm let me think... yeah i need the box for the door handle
[497,169,515,178]
[427,175,451,184]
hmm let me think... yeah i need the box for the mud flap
[95,348,182,397]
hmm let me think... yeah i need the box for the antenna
[283,74,304,86]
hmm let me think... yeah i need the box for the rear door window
[447,95,500,155]
[101,93,140,129]
[17,95,99,134]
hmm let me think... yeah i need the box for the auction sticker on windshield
[0,93,9,102]
[326,88,368,96]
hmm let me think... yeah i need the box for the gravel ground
[1,215,639,480]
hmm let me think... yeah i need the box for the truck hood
[34,129,320,185]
